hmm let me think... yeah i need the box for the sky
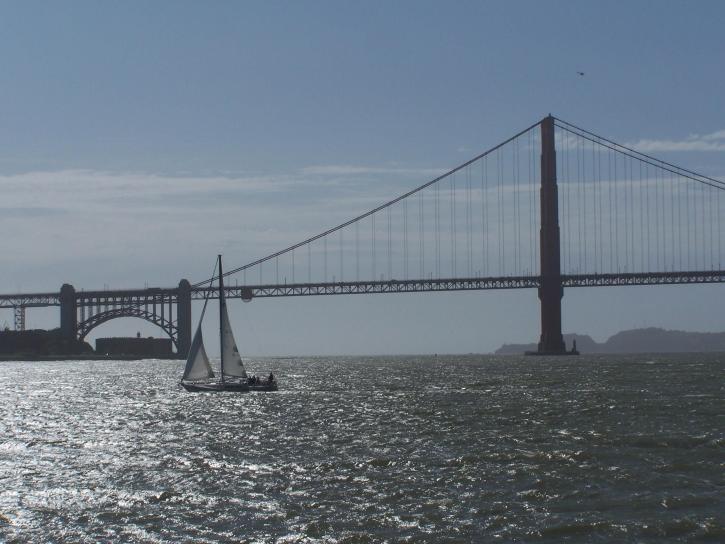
[2,1,725,355]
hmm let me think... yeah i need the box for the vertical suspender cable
[684,170,689,270]
[340,229,343,282]
[624,156,629,271]
[531,132,541,274]
[718,182,722,268]
[657,165,662,270]
[670,173,675,270]
[483,156,489,276]
[403,199,408,279]
[435,183,441,279]
[372,213,376,280]
[471,165,475,275]
[598,139,604,272]
[577,136,582,272]
[592,139,598,272]
[418,191,423,278]
[608,149,613,273]
[590,139,596,272]
[615,151,620,272]
[661,165,666,270]
[386,206,393,280]
[451,173,456,277]
[513,138,519,274]
[708,184,713,268]
[677,175,682,271]
[699,181,705,269]
[639,160,644,272]
[495,151,499,274]
[355,221,359,281]
[646,163,651,271]
[630,156,635,271]
[529,129,534,274]
[565,130,571,272]
[480,156,485,275]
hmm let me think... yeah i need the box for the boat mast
[218,254,225,384]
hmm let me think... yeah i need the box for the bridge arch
[77,307,178,349]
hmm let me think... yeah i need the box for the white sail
[182,325,214,381]
[220,303,247,378]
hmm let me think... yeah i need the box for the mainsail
[182,324,214,381]
[220,303,247,379]
[181,255,249,389]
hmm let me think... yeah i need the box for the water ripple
[0,354,723,542]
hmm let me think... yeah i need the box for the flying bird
[577,71,585,76]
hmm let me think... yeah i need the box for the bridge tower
[177,279,192,358]
[536,115,567,354]
[59,283,77,341]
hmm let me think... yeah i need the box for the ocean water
[0,354,723,543]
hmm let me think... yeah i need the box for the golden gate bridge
[3,115,725,355]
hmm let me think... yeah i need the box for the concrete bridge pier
[59,283,77,341]
[177,279,192,358]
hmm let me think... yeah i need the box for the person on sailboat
[268,372,275,383]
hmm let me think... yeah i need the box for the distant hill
[495,328,725,354]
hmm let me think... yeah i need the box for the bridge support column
[177,279,192,358]
[60,283,77,341]
[14,306,26,331]
[535,116,567,355]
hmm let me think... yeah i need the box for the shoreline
[0,354,183,362]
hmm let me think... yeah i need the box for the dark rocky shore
[0,328,92,358]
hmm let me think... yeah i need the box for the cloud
[301,164,446,177]
[0,207,67,218]
[627,129,725,152]
[0,164,448,290]
[0,169,297,209]
[700,129,725,141]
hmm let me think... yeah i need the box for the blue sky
[2,1,725,354]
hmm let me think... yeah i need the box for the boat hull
[181,381,250,392]
[181,381,278,392]
[248,382,278,392]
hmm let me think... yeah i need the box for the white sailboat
[181,255,277,392]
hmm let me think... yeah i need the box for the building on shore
[96,333,174,358]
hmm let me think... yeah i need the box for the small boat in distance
[181,255,277,392]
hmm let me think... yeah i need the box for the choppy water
[0,354,723,543]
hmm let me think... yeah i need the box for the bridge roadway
[2,270,725,309]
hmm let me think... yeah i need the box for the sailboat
[180,255,278,392]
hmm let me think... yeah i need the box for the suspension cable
[192,119,542,287]
[554,118,725,190]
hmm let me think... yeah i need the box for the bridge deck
[2,270,725,308]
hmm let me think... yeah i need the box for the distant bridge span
[2,270,725,353]
[3,115,725,355]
